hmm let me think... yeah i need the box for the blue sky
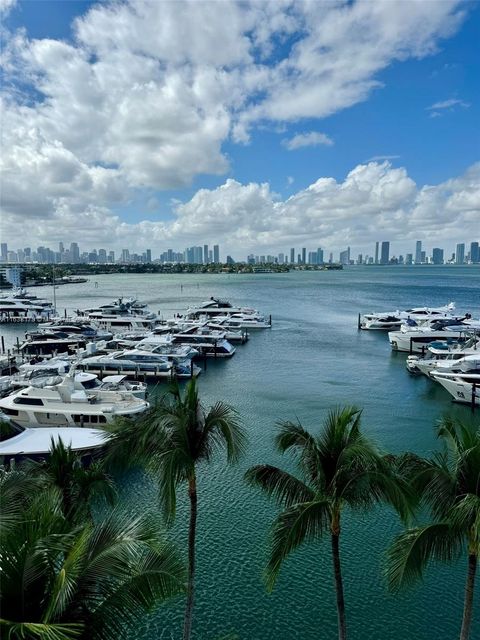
[1,0,479,258]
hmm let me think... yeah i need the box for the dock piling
[472,383,477,413]
[357,313,361,330]
[1,336,4,354]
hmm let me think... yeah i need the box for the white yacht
[185,297,259,318]
[150,330,236,358]
[431,370,480,406]
[37,319,113,341]
[388,319,478,353]
[406,336,479,375]
[0,423,109,463]
[0,295,56,321]
[361,303,458,330]
[0,374,149,428]
[19,331,88,357]
[79,350,200,379]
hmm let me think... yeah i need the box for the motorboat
[431,370,480,406]
[19,331,87,356]
[388,319,479,353]
[361,303,459,330]
[0,422,109,463]
[148,330,236,358]
[78,312,157,333]
[78,349,200,379]
[0,373,149,428]
[153,318,249,343]
[0,294,56,321]
[185,297,259,318]
[80,297,157,319]
[406,336,479,375]
[36,319,113,341]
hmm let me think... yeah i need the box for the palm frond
[386,523,464,592]
[0,620,83,640]
[265,499,331,590]
[204,402,247,463]
[245,465,315,508]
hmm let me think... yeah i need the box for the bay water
[2,265,479,639]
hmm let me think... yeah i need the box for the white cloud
[282,131,334,150]
[367,155,400,162]
[2,162,479,257]
[427,98,470,110]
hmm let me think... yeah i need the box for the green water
[2,266,479,639]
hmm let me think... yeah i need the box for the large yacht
[149,329,236,358]
[361,303,458,330]
[19,331,87,356]
[0,294,56,321]
[388,319,478,353]
[431,370,480,407]
[406,336,479,375]
[78,349,200,379]
[0,374,149,428]
[37,319,113,341]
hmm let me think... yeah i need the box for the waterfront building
[432,248,444,265]
[406,253,413,265]
[226,255,234,264]
[70,242,80,264]
[213,244,220,263]
[301,247,306,264]
[203,244,209,264]
[380,241,390,264]
[317,248,324,264]
[308,251,317,265]
[455,243,465,264]
[415,240,422,264]
[374,241,379,264]
[1,243,8,262]
[290,248,295,263]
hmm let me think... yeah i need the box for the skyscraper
[380,241,390,264]
[1,243,8,262]
[203,244,209,264]
[374,241,379,264]
[213,244,220,263]
[470,242,479,264]
[415,240,422,264]
[290,248,295,263]
[432,248,444,265]
[70,242,80,263]
[316,248,324,264]
[146,249,152,263]
[301,247,306,264]
[455,243,465,264]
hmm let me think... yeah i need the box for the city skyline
[1,239,479,266]
[1,1,479,256]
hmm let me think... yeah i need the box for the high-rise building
[301,247,306,264]
[432,248,444,265]
[374,242,379,264]
[1,243,8,262]
[455,243,465,264]
[121,249,130,263]
[290,248,295,263]
[146,249,152,263]
[405,253,413,265]
[415,240,422,264]
[316,248,324,264]
[213,245,220,263]
[470,242,479,263]
[98,249,107,263]
[380,241,390,264]
[203,244,209,264]
[70,242,80,263]
[226,255,234,264]
[308,251,317,264]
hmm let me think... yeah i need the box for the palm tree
[245,406,411,640]
[387,416,480,640]
[0,478,185,640]
[28,438,116,522]
[106,379,247,640]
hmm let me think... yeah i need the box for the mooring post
[1,335,4,354]
[16,336,20,353]
[269,314,272,327]
[472,383,477,413]
[190,359,194,378]
[358,313,362,330]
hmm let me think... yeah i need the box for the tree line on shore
[1,380,479,640]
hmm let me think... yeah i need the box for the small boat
[406,336,479,375]
[0,374,149,428]
[79,350,200,379]
[0,421,108,463]
[149,330,236,358]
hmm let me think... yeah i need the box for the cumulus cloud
[0,0,475,256]
[282,131,334,150]
[2,162,479,257]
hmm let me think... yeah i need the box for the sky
[0,0,479,260]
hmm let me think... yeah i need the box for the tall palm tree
[106,379,247,640]
[0,480,185,640]
[245,406,411,640]
[387,416,480,640]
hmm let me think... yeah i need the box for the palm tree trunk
[459,553,477,640]
[183,473,197,640]
[331,514,347,640]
